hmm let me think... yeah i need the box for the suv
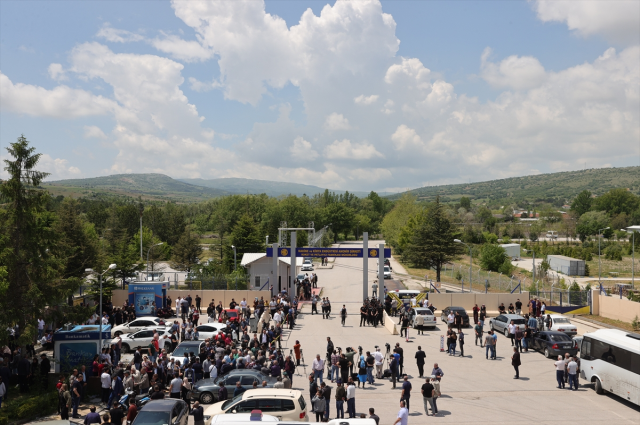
[205,389,308,422]
[131,399,189,425]
[301,260,314,271]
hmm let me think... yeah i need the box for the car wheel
[200,392,214,404]
[504,328,509,338]
[544,348,550,358]
[114,331,122,337]
[121,344,130,354]
[594,377,604,395]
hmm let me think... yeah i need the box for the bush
[482,231,498,244]
[584,263,590,276]
[604,244,623,261]
[480,244,508,272]
[632,315,640,331]
[455,270,462,281]
[498,257,513,276]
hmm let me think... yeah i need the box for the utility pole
[138,201,144,260]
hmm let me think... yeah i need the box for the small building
[547,255,586,276]
[624,225,640,233]
[500,243,521,260]
[241,253,303,295]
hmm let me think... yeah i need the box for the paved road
[287,240,640,423]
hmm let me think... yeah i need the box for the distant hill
[180,177,395,198]
[44,173,232,202]
[388,166,640,204]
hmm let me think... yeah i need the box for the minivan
[204,389,308,422]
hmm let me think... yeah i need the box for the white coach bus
[579,329,640,405]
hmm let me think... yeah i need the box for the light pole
[266,236,269,247]
[454,239,472,292]
[146,242,164,277]
[138,202,144,260]
[598,227,610,282]
[232,245,237,270]
[86,264,116,354]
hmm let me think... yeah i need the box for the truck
[500,243,521,260]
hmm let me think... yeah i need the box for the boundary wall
[426,292,529,314]
[591,289,640,323]
[112,289,272,309]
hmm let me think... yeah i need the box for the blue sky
[1,0,638,192]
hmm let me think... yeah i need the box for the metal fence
[528,290,590,307]
[440,264,525,293]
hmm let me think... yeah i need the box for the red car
[219,308,239,323]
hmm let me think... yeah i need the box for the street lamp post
[598,227,610,282]
[86,264,116,355]
[232,245,237,271]
[454,239,472,292]
[146,242,164,277]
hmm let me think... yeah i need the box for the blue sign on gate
[266,247,391,258]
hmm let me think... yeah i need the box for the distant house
[240,253,303,295]
[562,204,571,209]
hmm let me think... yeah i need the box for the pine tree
[403,197,462,282]
[172,231,203,273]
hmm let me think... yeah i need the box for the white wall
[245,258,296,295]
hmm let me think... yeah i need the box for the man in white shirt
[169,375,183,399]
[554,355,566,389]
[567,357,579,391]
[508,321,516,346]
[373,348,384,379]
[37,318,45,339]
[312,354,325,384]
[447,312,455,326]
[102,314,109,326]
[100,369,112,405]
[346,380,356,418]
[240,298,247,318]
[273,311,282,326]
[393,400,409,425]
[209,363,218,380]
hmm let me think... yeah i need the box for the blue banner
[266,247,391,258]
[128,283,165,316]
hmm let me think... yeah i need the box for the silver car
[489,314,528,337]
[412,308,437,329]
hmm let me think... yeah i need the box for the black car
[131,399,189,425]
[440,307,470,327]
[190,369,277,404]
[530,331,579,358]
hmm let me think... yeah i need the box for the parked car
[170,341,205,363]
[440,307,470,327]
[296,273,307,282]
[529,330,579,358]
[205,389,308,422]
[131,399,189,425]
[219,309,240,323]
[119,328,172,353]
[377,266,392,279]
[111,317,169,337]
[548,315,578,336]
[190,370,277,404]
[196,323,229,340]
[412,308,437,329]
[489,314,527,337]
[301,260,314,271]
[209,413,279,423]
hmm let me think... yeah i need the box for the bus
[579,329,640,405]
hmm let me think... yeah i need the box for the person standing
[472,304,479,324]
[365,351,375,385]
[374,348,384,379]
[330,350,340,383]
[415,314,424,335]
[415,346,426,378]
[421,377,436,416]
[360,304,367,327]
[195,295,201,314]
[394,343,404,376]
[321,381,331,421]
[458,330,465,357]
[523,324,532,352]
[508,321,516,346]
[335,380,346,419]
[312,354,324,384]
[346,379,356,418]
[554,355,565,389]
[454,312,462,333]
[341,305,347,326]
[393,400,409,425]
[515,299,522,315]
[101,368,112,405]
[390,354,399,389]
[369,407,380,425]
[400,375,412,410]
[311,390,326,422]
[512,347,521,379]
[191,401,205,425]
[430,376,441,415]
[169,374,182,399]
[59,383,71,419]
[309,374,318,402]
[515,326,524,353]
[567,356,579,391]
[475,321,483,347]
[400,315,410,338]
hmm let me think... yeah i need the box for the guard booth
[128,283,167,316]
[53,325,112,373]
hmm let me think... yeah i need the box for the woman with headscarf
[357,356,367,388]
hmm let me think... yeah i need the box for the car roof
[228,369,266,375]
[414,308,432,312]
[241,389,302,399]
[502,314,526,319]
[447,307,466,310]
[539,331,570,336]
[175,341,202,347]
[140,399,184,411]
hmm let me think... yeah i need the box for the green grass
[580,314,635,332]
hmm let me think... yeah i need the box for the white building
[241,253,303,296]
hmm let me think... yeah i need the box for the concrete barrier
[596,291,640,323]
[384,311,398,335]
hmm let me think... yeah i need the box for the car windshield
[397,293,418,300]
[511,319,526,325]
[417,310,433,316]
[226,311,238,318]
[131,411,170,425]
[172,344,197,357]
[221,393,244,410]
[548,333,571,342]
[452,309,466,314]
[553,318,570,324]
[384,266,390,272]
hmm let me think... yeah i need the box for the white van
[205,389,308,422]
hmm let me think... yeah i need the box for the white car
[548,315,578,336]
[412,308,437,329]
[195,323,229,340]
[301,260,314,271]
[111,317,169,337]
[377,265,392,279]
[119,327,172,353]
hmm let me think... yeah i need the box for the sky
[1,0,639,193]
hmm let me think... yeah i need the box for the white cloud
[290,136,318,160]
[481,47,547,90]
[0,71,118,118]
[354,94,379,105]
[150,35,214,62]
[83,125,108,140]
[391,125,423,150]
[39,154,82,179]
[384,57,431,88]
[533,0,640,45]
[96,23,144,43]
[324,113,351,131]
[324,139,383,160]
[47,63,67,81]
